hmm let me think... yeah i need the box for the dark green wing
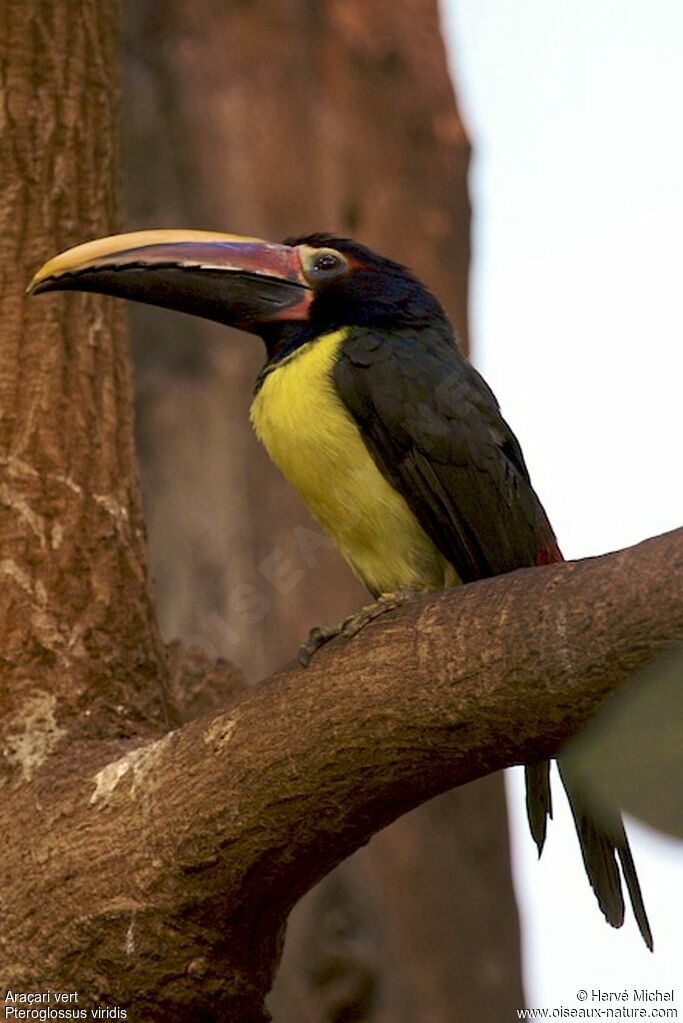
[334,325,653,950]
[333,326,562,582]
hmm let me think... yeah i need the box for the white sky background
[441,0,683,1010]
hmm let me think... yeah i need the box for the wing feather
[334,327,561,581]
[333,325,652,948]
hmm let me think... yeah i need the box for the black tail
[524,758,653,950]
[525,759,552,854]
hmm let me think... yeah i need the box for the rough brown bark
[2,527,681,1019]
[122,2,523,1017]
[0,0,167,747]
[270,778,518,1023]
[6,5,679,1023]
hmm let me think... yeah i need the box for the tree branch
[3,525,681,1019]
[6,4,679,1021]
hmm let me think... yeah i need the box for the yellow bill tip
[28,228,267,294]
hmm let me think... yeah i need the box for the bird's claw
[297,624,343,667]
[297,587,417,667]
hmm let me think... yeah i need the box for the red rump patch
[536,538,564,565]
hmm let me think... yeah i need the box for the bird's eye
[314,252,343,273]
[300,246,349,285]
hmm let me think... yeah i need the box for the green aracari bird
[29,228,652,948]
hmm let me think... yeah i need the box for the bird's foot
[298,587,418,667]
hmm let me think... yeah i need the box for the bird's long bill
[27,230,312,330]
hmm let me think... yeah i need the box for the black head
[283,232,449,335]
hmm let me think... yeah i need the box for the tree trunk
[3,5,682,1020]
[0,0,167,745]
[122,2,523,1017]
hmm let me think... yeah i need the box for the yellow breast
[250,328,455,595]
